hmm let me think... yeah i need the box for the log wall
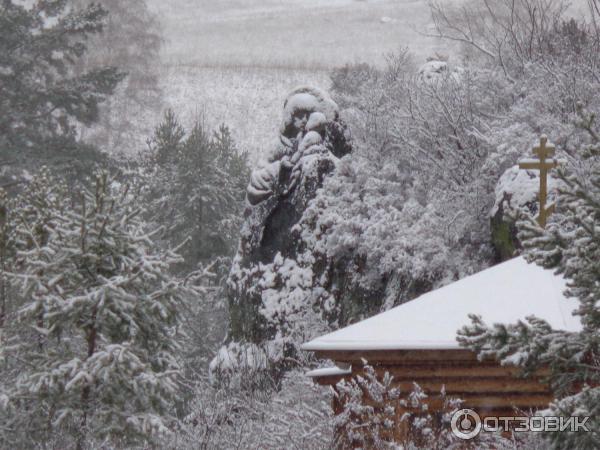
[310,349,553,445]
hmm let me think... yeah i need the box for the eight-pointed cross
[518,135,559,228]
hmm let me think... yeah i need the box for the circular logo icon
[451,408,482,440]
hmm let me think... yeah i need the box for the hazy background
[147,0,450,68]
[142,0,589,163]
[142,0,456,163]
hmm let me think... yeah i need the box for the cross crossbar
[518,135,560,228]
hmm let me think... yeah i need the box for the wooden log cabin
[301,256,582,440]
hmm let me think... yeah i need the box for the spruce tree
[0,169,189,448]
[458,110,600,449]
[71,0,164,152]
[142,111,250,385]
[146,111,249,271]
[0,1,125,184]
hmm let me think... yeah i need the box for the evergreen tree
[0,1,125,184]
[71,0,164,153]
[0,169,189,448]
[146,110,249,272]
[151,109,185,166]
[142,111,249,388]
[458,110,600,449]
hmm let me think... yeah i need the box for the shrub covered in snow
[333,363,511,450]
[168,369,334,450]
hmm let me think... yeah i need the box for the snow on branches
[458,110,600,449]
[333,363,474,450]
[0,168,193,448]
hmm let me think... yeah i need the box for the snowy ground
[148,0,452,68]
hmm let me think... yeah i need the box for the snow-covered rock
[490,164,562,261]
[216,86,352,380]
[491,165,560,217]
[417,59,462,83]
[280,86,340,144]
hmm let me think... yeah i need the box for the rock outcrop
[211,87,352,380]
[490,165,561,261]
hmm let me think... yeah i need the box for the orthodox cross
[518,135,559,228]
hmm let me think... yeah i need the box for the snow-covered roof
[305,367,352,378]
[302,257,582,352]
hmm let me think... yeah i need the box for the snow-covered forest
[1,0,600,448]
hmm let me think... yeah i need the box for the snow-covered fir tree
[0,169,190,449]
[333,363,400,448]
[0,1,125,185]
[458,109,600,449]
[143,110,250,377]
[71,0,164,153]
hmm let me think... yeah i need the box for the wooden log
[352,364,551,378]
[312,349,480,363]
[399,394,552,409]
[314,374,550,393]
[388,378,550,395]
[310,363,551,389]
[312,374,350,386]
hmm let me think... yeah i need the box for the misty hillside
[147,0,453,68]
[146,0,456,165]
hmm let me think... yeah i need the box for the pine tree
[146,110,250,271]
[0,1,125,184]
[71,0,163,152]
[0,169,189,448]
[141,112,250,396]
[458,109,600,449]
[150,109,185,165]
